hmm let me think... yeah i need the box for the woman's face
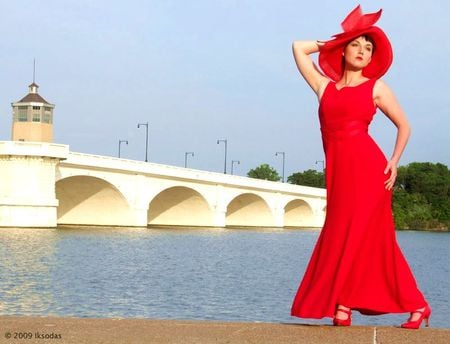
[343,36,373,70]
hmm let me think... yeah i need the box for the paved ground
[0,317,449,344]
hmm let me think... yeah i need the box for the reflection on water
[0,227,448,328]
[0,228,57,315]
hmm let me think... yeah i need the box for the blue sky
[1,0,448,177]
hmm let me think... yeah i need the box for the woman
[290,6,430,329]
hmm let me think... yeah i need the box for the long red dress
[291,79,426,319]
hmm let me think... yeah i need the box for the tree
[393,162,449,230]
[247,164,281,181]
[287,169,325,188]
[393,189,433,230]
[401,162,449,223]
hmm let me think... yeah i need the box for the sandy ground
[0,316,449,344]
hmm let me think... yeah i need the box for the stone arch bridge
[0,141,326,228]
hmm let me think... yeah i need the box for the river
[0,227,448,328]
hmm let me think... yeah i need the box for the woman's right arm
[292,40,329,98]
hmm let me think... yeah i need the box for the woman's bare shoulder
[373,79,394,99]
[374,79,392,93]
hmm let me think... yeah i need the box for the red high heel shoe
[333,308,352,326]
[401,305,431,329]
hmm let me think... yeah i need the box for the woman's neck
[340,70,366,86]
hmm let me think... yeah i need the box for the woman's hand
[384,160,398,190]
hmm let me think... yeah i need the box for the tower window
[16,106,29,122]
[32,113,41,122]
[18,112,28,122]
[33,106,41,110]
[43,113,52,124]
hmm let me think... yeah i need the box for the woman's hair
[360,34,376,54]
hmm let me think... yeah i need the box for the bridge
[0,141,326,228]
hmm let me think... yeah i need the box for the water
[0,227,448,328]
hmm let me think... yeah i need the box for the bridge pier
[273,207,285,228]
[212,204,227,227]
[134,207,150,227]
[310,198,326,228]
[0,141,69,227]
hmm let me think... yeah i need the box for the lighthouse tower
[11,82,55,142]
[0,78,67,228]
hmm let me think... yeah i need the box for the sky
[1,0,449,178]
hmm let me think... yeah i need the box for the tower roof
[17,83,50,104]
[19,93,50,104]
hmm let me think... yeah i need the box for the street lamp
[217,139,227,174]
[118,139,128,158]
[315,160,324,172]
[137,122,149,162]
[231,160,240,175]
[315,160,325,187]
[185,152,194,168]
[276,151,286,182]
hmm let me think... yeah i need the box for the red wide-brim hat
[319,5,393,81]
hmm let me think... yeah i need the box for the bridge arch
[56,175,134,226]
[226,193,274,227]
[148,186,213,227]
[284,199,314,227]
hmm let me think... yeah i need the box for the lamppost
[118,139,128,158]
[217,139,227,174]
[137,122,149,162]
[315,160,324,172]
[276,151,286,182]
[231,160,240,175]
[316,159,325,186]
[185,152,194,168]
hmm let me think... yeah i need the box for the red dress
[291,79,426,319]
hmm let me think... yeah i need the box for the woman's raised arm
[292,40,329,98]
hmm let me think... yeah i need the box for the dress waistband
[320,120,368,141]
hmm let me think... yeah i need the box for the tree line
[247,162,449,231]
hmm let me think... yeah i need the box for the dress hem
[291,303,428,319]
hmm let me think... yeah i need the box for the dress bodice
[319,79,377,142]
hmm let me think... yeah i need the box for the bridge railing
[0,141,69,159]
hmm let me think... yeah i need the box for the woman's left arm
[373,80,411,190]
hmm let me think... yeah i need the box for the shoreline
[0,225,448,232]
[0,316,449,344]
